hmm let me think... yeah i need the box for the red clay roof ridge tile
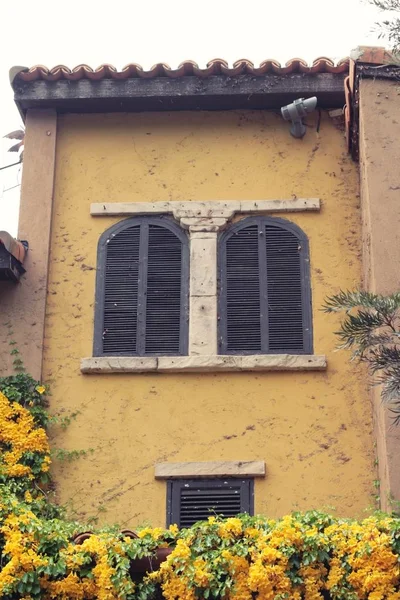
[12,57,350,84]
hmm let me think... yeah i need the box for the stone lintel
[155,460,266,479]
[172,201,240,220]
[81,354,327,373]
[90,198,321,217]
[240,198,320,213]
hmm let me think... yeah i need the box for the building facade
[0,48,398,527]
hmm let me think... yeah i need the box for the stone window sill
[80,354,327,373]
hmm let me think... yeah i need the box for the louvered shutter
[265,225,304,352]
[167,479,253,527]
[103,225,140,355]
[95,218,188,356]
[219,217,312,354]
[225,225,262,353]
[145,225,184,354]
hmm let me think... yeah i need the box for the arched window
[94,217,189,356]
[218,217,312,355]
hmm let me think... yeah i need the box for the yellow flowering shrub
[0,391,50,480]
[2,374,400,600]
[146,513,400,600]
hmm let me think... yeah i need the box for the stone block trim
[81,357,157,373]
[90,198,321,219]
[81,354,327,373]
[189,233,217,297]
[154,460,266,479]
[189,297,218,355]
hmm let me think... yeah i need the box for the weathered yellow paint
[44,111,375,527]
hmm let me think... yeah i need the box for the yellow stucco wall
[44,110,375,527]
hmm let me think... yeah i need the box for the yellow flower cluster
[0,507,48,594]
[138,526,164,540]
[0,391,50,479]
[218,517,243,538]
[146,514,400,600]
[325,517,400,600]
[2,381,400,600]
[0,507,135,600]
[3,508,400,600]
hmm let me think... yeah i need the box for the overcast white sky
[0,0,388,235]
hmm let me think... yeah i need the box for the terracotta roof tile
[14,57,349,83]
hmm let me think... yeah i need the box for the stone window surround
[155,460,266,479]
[82,198,326,374]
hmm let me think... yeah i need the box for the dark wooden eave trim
[349,63,400,161]
[13,73,347,117]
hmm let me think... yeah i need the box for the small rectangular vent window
[167,479,254,528]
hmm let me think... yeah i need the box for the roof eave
[12,72,347,117]
[346,49,400,161]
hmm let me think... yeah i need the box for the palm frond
[389,404,400,427]
[334,310,388,352]
[7,141,24,153]
[4,129,24,141]
[368,0,400,10]
[380,365,400,403]
[323,290,400,314]
[325,288,400,424]
[369,346,400,372]
[323,290,382,313]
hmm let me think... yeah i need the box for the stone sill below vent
[80,354,327,373]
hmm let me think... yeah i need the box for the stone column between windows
[181,217,228,356]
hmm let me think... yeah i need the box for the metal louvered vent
[219,217,312,355]
[95,217,189,357]
[167,479,253,528]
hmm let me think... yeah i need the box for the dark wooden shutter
[103,225,140,355]
[145,225,183,354]
[167,479,253,528]
[225,225,262,353]
[265,225,304,352]
[219,217,312,354]
[95,217,188,356]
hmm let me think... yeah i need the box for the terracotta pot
[73,529,139,545]
[72,531,94,545]
[130,547,173,574]
[121,529,139,539]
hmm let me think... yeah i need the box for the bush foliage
[2,374,400,600]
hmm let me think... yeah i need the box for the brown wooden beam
[13,73,346,116]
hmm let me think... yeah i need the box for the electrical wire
[2,183,21,193]
[0,161,21,172]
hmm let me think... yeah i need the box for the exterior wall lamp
[281,96,318,138]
